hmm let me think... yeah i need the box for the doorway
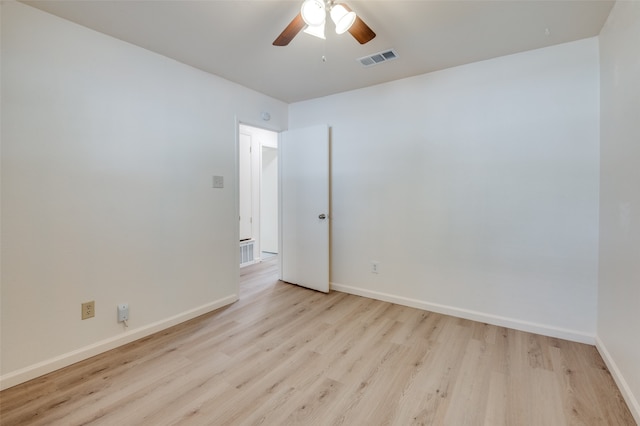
[238,124,278,267]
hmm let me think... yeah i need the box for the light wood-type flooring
[0,257,635,425]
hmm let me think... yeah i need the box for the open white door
[280,125,330,293]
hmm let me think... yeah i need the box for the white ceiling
[23,0,614,103]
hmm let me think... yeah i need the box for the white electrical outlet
[371,261,380,274]
[117,303,129,322]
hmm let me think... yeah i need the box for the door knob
[318,214,326,220]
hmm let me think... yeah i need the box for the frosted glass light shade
[303,22,326,39]
[330,4,356,34]
[301,0,326,27]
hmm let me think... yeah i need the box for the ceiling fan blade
[273,12,306,46]
[348,15,376,44]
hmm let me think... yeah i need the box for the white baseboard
[595,336,640,424]
[0,294,238,391]
[330,282,595,344]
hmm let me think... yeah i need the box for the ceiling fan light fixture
[301,0,326,27]
[330,4,356,34]
[303,22,326,39]
[273,0,375,46]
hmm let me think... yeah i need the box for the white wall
[290,38,600,342]
[0,1,287,388]
[597,1,640,422]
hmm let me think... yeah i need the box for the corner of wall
[595,336,640,424]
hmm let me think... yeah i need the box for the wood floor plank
[441,338,493,425]
[0,257,635,425]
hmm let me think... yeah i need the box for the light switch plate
[213,175,224,188]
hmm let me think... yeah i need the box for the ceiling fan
[273,0,376,46]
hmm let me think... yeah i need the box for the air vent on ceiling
[357,49,398,67]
